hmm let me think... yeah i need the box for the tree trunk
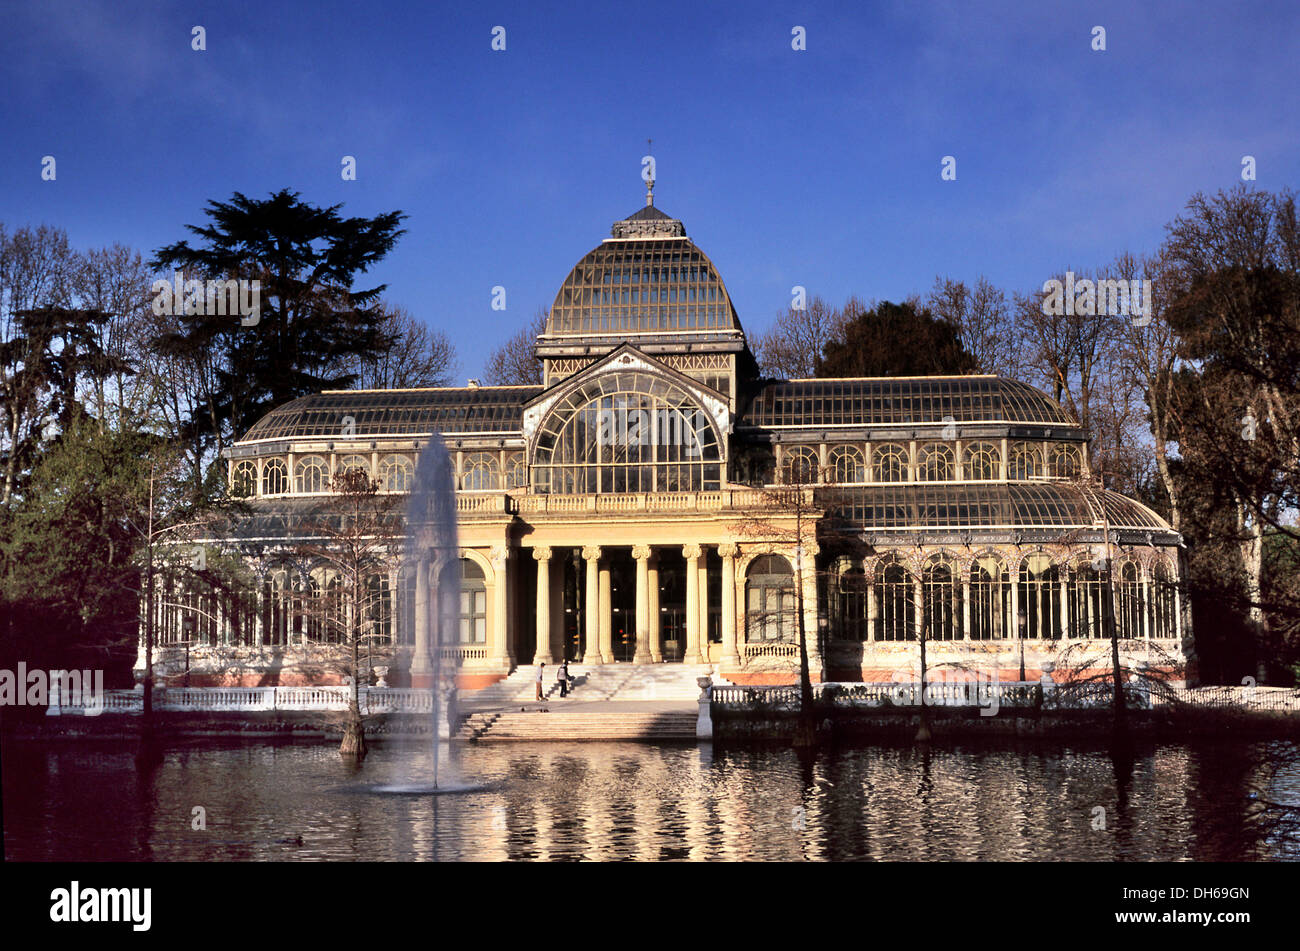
[341,615,366,760]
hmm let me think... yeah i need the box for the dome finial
[645,138,654,206]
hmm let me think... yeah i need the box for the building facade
[139,197,1190,689]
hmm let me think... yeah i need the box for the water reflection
[2,738,1296,861]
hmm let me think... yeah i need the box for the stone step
[457,711,697,741]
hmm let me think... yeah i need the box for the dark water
[3,737,1297,861]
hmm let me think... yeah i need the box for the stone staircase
[453,663,715,741]
[457,708,699,741]
[462,663,714,705]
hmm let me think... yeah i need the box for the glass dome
[544,206,743,339]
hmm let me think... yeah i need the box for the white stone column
[867,573,878,642]
[699,546,714,662]
[533,547,553,665]
[410,554,433,687]
[599,561,613,663]
[961,579,971,641]
[490,547,511,667]
[633,545,652,664]
[720,543,740,668]
[683,544,702,663]
[582,546,602,664]
[648,555,662,663]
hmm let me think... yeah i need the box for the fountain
[371,433,486,796]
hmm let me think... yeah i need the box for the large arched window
[366,573,392,644]
[379,454,413,492]
[923,555,961,641]
[874,556,914,641]
[745,554,795,642]
[1019,554,1061,640]
[262,458,288,495]
[782,446,819,484]
[963,442,1000,481]
[1009,442,1044,479]
[873,443,909,483]
[917,443,954,482]
[970,555,1009,640]
[461,452,499,491]
[829,445,866,484]
[531,370,723,494]
[295,455,328,494]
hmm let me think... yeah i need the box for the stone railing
[710,680,1151,711]
[438,645,488,662]
[456,494,511,516]
[515,488,813,517]
[742,643,799,659]
[48,686,442,716]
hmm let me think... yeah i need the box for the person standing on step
[535,662,545,701]
[558,658,569,698]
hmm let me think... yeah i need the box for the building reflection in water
[2,738,1296,862]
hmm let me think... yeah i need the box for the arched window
[923,555,961,641]
[1067,560,1106,639]
[1118,560,1143,638]
[232,460,257,497]
[963,442,1000,481]
[339,454,371,478]
[745,554,796,642]
[917,443,954,482]
[378,454,413,492]
[1019,554,1061,640]
[295,455,328,494]
[1050,444,1081,479]
[829,445,866,485]
[531,370,723,494]
[262,458,288,495]
[1009,442,1044,480]
[461,452,499,491]
[874,556,915,641]
[1152,562,1176,639]
[452,560,487,644]
[835,562,868,641]
[970,555,1009,640]
[504,452,527,489]
[366,574,392,644]
[782,446,819,484]
[873,443,909,483]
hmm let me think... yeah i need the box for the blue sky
[3,0,1298,377]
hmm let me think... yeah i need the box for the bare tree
[339,303,459,389]
[483,307,546,386]
[753,295,850,379]
[296,468,404,760]
[927,275,1019,376]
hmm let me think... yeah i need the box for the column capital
[532,546,552,561]
[718,542,739,559]
[489,545,510,567]
[582,545,602,562]
[632,544,652,560]
[682,543,702,560]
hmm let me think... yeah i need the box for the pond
[3,737,1296,861]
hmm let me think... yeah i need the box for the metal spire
[646,137,654,206]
